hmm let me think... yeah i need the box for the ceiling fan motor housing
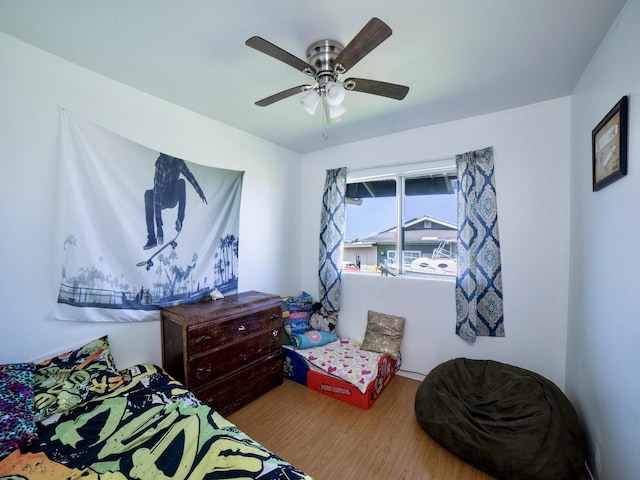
[306,40,344,85]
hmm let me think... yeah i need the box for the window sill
[342,270,455,283]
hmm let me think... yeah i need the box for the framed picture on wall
[592,95,628,191]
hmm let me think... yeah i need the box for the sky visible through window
[345,193,457,242]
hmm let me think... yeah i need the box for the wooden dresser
[160,291,283,416]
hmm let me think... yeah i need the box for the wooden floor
[226,376,496,480]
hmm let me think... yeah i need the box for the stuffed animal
[309,302,338,333]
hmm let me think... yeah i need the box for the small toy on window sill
[379,264,396,276]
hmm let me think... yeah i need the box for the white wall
[301,97,572,388]
[567,1,640,479]
[0,32,301,369]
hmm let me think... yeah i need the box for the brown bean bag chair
[415,358,585,480]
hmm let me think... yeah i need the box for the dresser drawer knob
[196,335,211,344]
[270,314,279,320]
[197,367,211,375]
[238,325,246,331]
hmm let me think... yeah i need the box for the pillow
[290,330,338,349]
[34,336,124,421]
[361,310,406,360]
[0,363,37,459]
[309,302,338,333]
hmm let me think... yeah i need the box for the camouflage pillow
[34,336,124,421]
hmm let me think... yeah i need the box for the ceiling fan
[245,17,409,122]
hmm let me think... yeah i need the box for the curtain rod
[346,155,456,173]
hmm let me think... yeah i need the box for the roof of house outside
[362,229,457,245]
[355,215,457,245]
[343,242,377,248]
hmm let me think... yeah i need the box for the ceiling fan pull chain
[322,101,329,142]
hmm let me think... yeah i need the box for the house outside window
[343,160,458,278]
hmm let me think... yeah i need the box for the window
[343,161,458,278]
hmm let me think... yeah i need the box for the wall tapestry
[55,110,243,322]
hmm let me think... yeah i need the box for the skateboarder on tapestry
[143,153,208,250]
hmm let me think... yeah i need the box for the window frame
[345,159,457,279]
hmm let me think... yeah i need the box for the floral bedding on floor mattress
[292,338,383,393]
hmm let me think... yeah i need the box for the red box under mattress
[305,356,395,409]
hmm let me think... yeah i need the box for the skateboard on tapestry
[136,231,180,271]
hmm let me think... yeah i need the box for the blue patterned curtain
[318,167,347,311]
[455,147,504,342]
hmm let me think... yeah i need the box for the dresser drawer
[195,351,283,416]
[187,305,281,356]
[188,328,281,390]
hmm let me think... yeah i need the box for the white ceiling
[0,0,626,154]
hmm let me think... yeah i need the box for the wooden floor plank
[227,376,496,480]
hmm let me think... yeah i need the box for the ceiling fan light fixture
[325,81,346,106]
[327,102,346,119]
[301,89,321,115]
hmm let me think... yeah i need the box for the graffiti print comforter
[0,364,311,480]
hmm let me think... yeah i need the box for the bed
[283,338,397,410]
[0,336,311,480]
[280,293,405,410]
